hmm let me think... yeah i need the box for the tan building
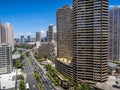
[5,23,14,50]
[0,23,7,43]
[39,42,50,55]
[0,23,14,50]
[36,32,41,42]
[57,5,73,58]
[55,59,73,79]
[73,0,108,84]
[109,7,120,61]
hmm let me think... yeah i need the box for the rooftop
[108,62,118,68]
[57,58,72,65]
[0,69,22,89]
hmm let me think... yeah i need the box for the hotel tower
[72,0,108,84]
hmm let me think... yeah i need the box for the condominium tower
[0,23,14,50]
[109,7,120,61]
[57,5,73,58]
[48,24,54,42]
[5,23,14,50]
[36,32,41,42]
[0,23,6,43]
[73,0,108,84]
[0,44,12,74]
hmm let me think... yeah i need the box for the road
[24,56,39,90]
[30,53,56,90]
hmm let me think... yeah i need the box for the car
[49,85,52,88]
[33,85,36,88]
[112,85,120,89]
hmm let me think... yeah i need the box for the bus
[26,83,29,90]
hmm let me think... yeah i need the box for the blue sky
[0,0,119,38]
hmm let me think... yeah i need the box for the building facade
[0,23,14,50]
[50,40,57,58]
[73,0,108,84]
[54,32,57,42]
[27,35,31,42]
[46,31,49,42]
[109,7,120,61]
[5,23,14,50]
[39,42,50,55]
[0,23,6,43]
[48,24,54,42]
[0,44,12,74]
[21,35,25,43]
[55,59,73,79]
[36,32,41,42]
[57,5,73,58]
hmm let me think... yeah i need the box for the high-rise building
[0,23,14,50]
[48,24,54,42]
[4,23,14,50]
[31,37,36,42]
[0,43,12,74]
[27,35,31,42]
[21,35,24,43]
[54,32,57,42]
[50,40,57,58]
[57,5,73,58]
[109,7,120,61]
[46,31,49,42]
[36,32,41,42]
[0,23,7,43]
[73,0,108,84]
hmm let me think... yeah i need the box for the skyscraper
[21,35,25,43]
[0,44,12,74]
[57,5,73,58]
[0,23,14,50]
[46,31,49,42]
[109,7,120,61]
[48,24,54,42]
[0,23,7,43]
[54,32,57,42]
[36,32,41,42]
[5,23,14,50]
[27,35,31,42]
[73,0,108,84]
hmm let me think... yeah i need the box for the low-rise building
[0,69,22,90]
[55,58,73,79]
[39,42,50,55]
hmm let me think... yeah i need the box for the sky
[0,0,120,38]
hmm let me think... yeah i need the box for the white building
[35,41,41,48]
[0,43,12,74]
[0,69,22,90]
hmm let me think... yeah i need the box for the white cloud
[40,29,47,38]
[109,5,120,8]
[14,32,33,38]
[26,32,32,35]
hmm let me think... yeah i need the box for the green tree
[20,80,25,90]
